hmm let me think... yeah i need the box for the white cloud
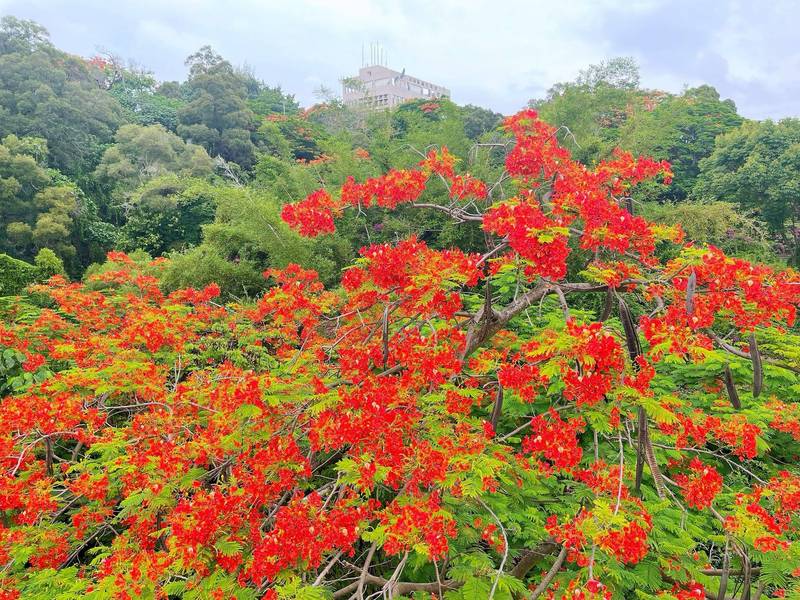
[136,18,205,54]
[1,0,797,118]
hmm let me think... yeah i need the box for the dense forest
[2,14,800,600]
[1,17,797,294]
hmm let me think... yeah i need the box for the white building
[342,64,450,109]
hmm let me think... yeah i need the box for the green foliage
[256,116,327,162]
[33,247,65,278]
[531,58,640,164]
[8,567,91,600]
[97,123,214,183]
[0,18,125,175]
[642,201,773,261]
[0,134,99,269]
[575,56,641,90]
[177,46,259,169]
[533,61,742,204]
[118,175,217,256]
[619,85,743,200]
[0,15,50,54]
[389,99,472,167]
[459,104,503,140]
[160,185,352,297]
[0,252,37,295]
[94,123,214,215]
[248,85,300,117]
[0,135,51,249]
[695,118,800,263]
[108,68,186,130]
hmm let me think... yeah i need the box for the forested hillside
[2,19,795,290]
[2,15,800,600]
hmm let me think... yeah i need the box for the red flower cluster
[282,147,489,237]
[560,321,625,407]
[671,582,706,600]
[450,174,487,200]
[341,169,428,209]
[768,400,800,440]
[497,362,545,402]
[280,189,339,237]
[483,196,570,280]
[663,412,761,459]
[249,492,373,583]
[673,458,723,510]
[380,493,456,560]
[559,578,612,600]
[521,409,585,471]
[545,514,588,564]
[474,518,505,553]
[598,520,650,564]
[342,237,480,319]
[573,462,630,501]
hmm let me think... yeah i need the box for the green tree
[248,85,300,117]
[161,185,352,296]
[107,66,185,131]
[177,46,258,169]
[459,104,503,140]
[255,116,325,162]
[531,58,642,164]
[0,253,37,295]
[0,18,125,176]
[0,134,51,256]
[0,134,111,271]
[118,176,218,256]
[0,15,50,54]
[575,56,640,90]
[33,247,66,278]
[94,123,214,216]
[642,201,772,261]
[31,185,79,261]
[388,99,472,166]
[619,85,742,200]
[694,118,800,263]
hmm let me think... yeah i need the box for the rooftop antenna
[365,42,389,67]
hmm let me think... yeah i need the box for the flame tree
[2,110,800,599]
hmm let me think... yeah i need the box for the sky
[1,0,798,120]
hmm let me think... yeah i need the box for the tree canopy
[695,118,800,263]
[2,108,800,600]
[1,20,800,600]
[0,17,125,176]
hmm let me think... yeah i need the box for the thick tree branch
[462,280,608,359]
[527,545,567,600]
[708,330,800,374]
[510,539,560,580]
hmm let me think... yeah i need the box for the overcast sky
[1,0,798,120]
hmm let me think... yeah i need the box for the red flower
[674,458,723,510]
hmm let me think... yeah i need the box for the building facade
[342,65,450,109]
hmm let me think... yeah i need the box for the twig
[478,499,509,600]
